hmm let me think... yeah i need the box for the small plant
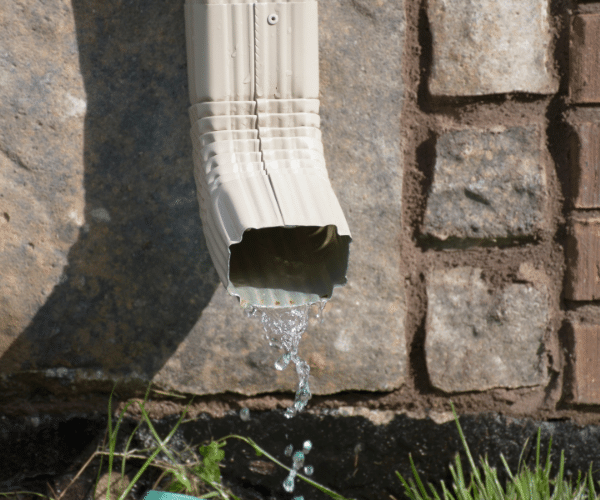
[397,403,600,500]
[0,382,351,500]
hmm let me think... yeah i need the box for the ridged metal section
[186,0,351,307]
[254,2,319,99]
[185,2,254,102]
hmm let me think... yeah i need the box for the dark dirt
[3,410,600,500]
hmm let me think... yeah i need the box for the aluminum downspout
[184,0,352,308]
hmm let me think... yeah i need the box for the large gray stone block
[422,126,547,241]
[0,0,406,397]
[425,267,549,393]
[427,0,558,96]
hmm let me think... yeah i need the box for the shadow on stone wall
[0,0,219,388]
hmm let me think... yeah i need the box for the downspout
[184,0,351,308]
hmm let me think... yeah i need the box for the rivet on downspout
[184,0,352,308]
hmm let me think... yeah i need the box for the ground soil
[3,0,600,434]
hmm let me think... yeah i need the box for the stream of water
[244,301,326,419]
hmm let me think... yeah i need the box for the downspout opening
[229,225,351,307]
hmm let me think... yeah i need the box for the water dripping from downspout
[245,299,327,418]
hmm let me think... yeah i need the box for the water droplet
[239,408,250,421]
[284,444,293,457]
[293,497,304,500]
[298,387,311,404]
[318,299,327,323]
[288,469,297,480]
[303,465,314,476]
[275,352,291,371]
[231,50,237,58]
[302,440,312,454]
[292,451,305,468]
[283,476,295,493]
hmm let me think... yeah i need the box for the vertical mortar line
[403,0,438,397]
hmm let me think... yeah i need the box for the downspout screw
[267,13,279,25]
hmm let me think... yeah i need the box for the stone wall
[2,0,600,428]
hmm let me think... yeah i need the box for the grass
[0,383,351,500]
[1,391,599,500]
[397,403,600,500]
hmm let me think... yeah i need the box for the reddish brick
[570,322,600,404]
[565,217,600,301]
[570,13,600,103]
[572,119,600,208]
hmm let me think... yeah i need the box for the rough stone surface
[427,0,558,96]
[569,322,600,405]
[426,267,549,393]
[571,117,600,208]
[565,217,600,301]
[422,127,547,241]
[0,0,406,396]
[4,410,600,499]
[0,0,86,355]
[570,13,600,104]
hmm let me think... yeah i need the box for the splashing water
[302,440,312,454]
[281,440,314,494]
[283,476,295,493]
[245,304,313,418]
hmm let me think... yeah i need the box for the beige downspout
[184,0,351,308]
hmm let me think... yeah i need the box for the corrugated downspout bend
[185,0,351,308]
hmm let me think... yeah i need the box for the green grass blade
[121,382,152,478]
[552,450,565,500]
[516,437,530,474]
[450,403,485,497]
[441,479,457,500]
[500,454,525,500]
[543,434,553,480]
[587,462,596,499]
[535,428,541,470]
[409,453,432,500]
[428,481,443,500]
[117,398,194,500]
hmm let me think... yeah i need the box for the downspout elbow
[185,0,352,308]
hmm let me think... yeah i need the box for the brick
[570,14,600,103]
[569,322,600,404]
[426,267,548,393]
[571,118,600,208]
[565,217,600,301]
[427,0,558,96]
[422,127,547,240]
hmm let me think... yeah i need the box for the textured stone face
[427,0,558,96]
[426,267,549,393]
[422,127,547,241]
[157,0,407,396]
[0,0,406,396]
[0,0,86,350]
